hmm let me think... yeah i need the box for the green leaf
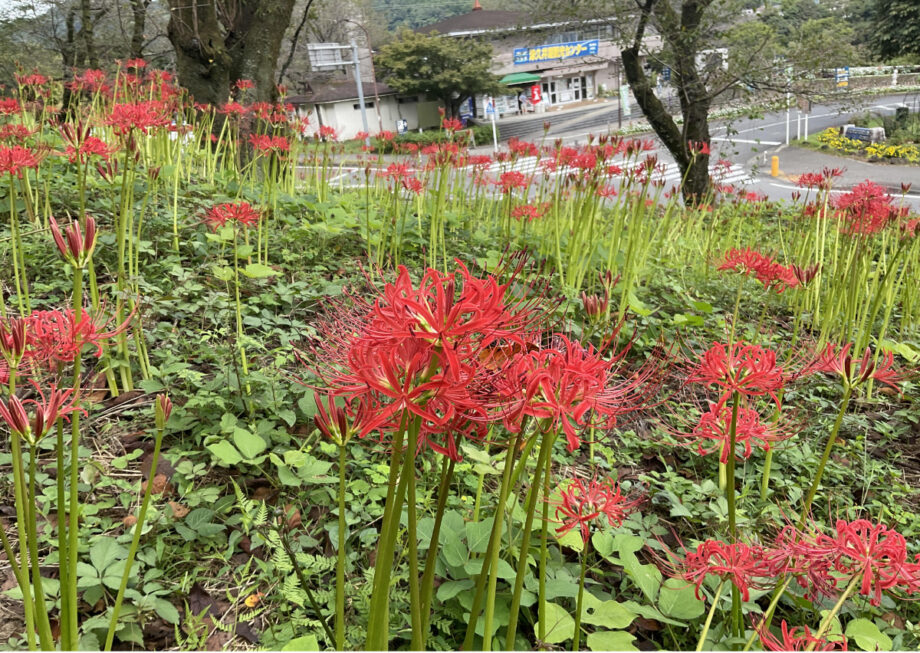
[620,550,661,604]
[556,528,584,552]
[586,630,638,651]
[154,598,180,624]
[282,634,319,651]
[277,408,297,427]
[441,534,467,567]
[186,508,215,532]
[211,265,233,282]
[535,602,575,645]
[207,440,243,465]
[592,531,615,558]
[241,263,279,279]
[846,618,892,651]
[658,577,705,619]
[437,579,474,601]
[621,600,688,627]
[580,593,637,629]
[233,427,267,459]
[89,538,127,572]
[465,518,493,554]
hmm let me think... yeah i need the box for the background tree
[166,0,297,105]
[872,0,920,62]
[375,28,500,118]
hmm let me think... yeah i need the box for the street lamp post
[342,19,384,133]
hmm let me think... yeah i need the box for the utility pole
[352,40,371,146]
[342,19,383,133]
[309,42,371,146]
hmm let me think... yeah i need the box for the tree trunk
[79,0,98,69]
[129,0,150,61]
[167,0,297,107]
[59,6,78,117]
[166,0,232,106]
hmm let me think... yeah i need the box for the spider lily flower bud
[791,263,820,287]
[0,317,27,365]
[155,394,172,430]
[0,394,30,438]
[50,215,97,267]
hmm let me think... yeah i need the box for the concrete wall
[296,94,443,140]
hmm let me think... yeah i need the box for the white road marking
[712,137,782,145]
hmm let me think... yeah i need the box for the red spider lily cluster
[204,202,262,230]
[0,145,40,177]
[105,100,171,135]
[554,476,642,543]
[306,262,663,461]
[680,400,794,463]
[0,382,84,443]
[249,134,290,155]
[664,517,920,607]
[797,167,844,191]
[810,343,903,392]
[716,248,801,293]
[832,181,909,236]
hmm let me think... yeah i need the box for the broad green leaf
[241,262,279,279]
[441,534,467,567]
[211,265,233,282]
[587,630,638,651]
[580,593,637,629]
[282,634,319,651]
[233,427,267,459]
[556,528,584,552]
[535,602,575,645]
[622,600,688,627]
[846,618,892,651]
[154,598,180,624]
[437,579,474,601]
[465,518,494,554]
[620,550,661,604]
[89,538,126,572]
[592,530,615,558]
[658,577,705,619]
[207,440,242,465]
[186,508,215,532]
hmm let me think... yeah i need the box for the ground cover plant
[0,65,919,652]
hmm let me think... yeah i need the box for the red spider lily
[833,181,907,236]
[69,68,108,93]
[106,101,170,135]
[791,263,820,287]
[204,202,261,230]
[818,519,911,606]
[441,117,463,133]
[64,136,114,164]
[716,247,775,278]
[508,138,539,158]
[0,382,84,441]
[688,342,785,406]
[249,134,290,154]
[313,391,362,446]
[496,170,529,193]
[689,140,710,156]
[401,176,424,195]
[378,162,413,181]
[249,102,273,119]
[554,476,641,543]
[316,125,338,141]
[756,620,848,651]
[663,539,770,602]
[764,525,839,601]
[25,307,131,367]
[510,204,544,221]
[596,185,618,199]
[375,130,395,142]
[679,398,795,463]
[235,78,254,91]
[900,217,920,239]
[0,145,39,177]
[0,124,34,142]
[496,333,664,451]
[15,72,49,87]
[810,343,903,392]
[50,214,97,267]
[0,98,20,115]
[218,102,249,117]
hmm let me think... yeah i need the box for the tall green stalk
[334,443,348,650]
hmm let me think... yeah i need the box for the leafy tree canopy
[872,0,920,60]
[375,28,501,116]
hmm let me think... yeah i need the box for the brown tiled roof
[417,10,526,35]
[287,80,398,105]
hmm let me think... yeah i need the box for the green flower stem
[231,228,253,416]
[420,455,457,642]
[504,427,555,650]
[67,265,84,649]
[806,575,861,651]
[334,443,347,650]
[538,432,557,643]
[696,581,726,652]
[799,385,853,527]
[8,176,28,315]
[408,442,422,650]
[462,427,537,651]
[725,392,741,639]
[572,535,592,652]
[55,419,70,651]
[760,449,774,502]
[9,431,36,650]
[27,446,54,650]
[104,412,167,650]
[365,414,419,650]
[278,529,336,645]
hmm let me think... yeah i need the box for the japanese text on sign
[514,40,599,65]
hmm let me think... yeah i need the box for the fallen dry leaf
[169,501,190,519]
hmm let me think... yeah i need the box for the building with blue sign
[418,1,658,118]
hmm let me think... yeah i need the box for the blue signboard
[835,66,850,88]
[514,39,599,65]
[458,97,473,120]
[661,67,671,82]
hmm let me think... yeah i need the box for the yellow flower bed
[817,128,920,162]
